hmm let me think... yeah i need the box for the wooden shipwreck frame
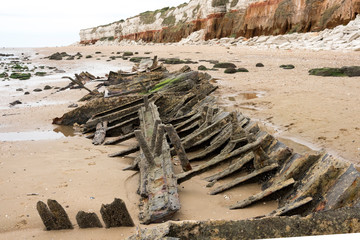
[51,59,360,236]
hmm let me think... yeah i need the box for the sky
[0,0,188,47]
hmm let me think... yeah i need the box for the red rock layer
[80,0,360,45]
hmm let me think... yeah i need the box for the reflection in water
[53,125,77,137]
[0,126,79,141]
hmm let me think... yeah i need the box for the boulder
[100,198,134,228]
[213,62,236,68]
[76,211,103,228]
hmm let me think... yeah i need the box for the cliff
[79,0,360,45]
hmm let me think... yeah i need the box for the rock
[76,211,103,228]
[213,62,236,68]
[95,51,102,54]
[164,58,184,64]
[36,199,73,230]
[49,52,63,60]
[256,63,264,67]
[309,68,346,77]
[100,198,134,228]
[44,85,52,90]
[280,65,295,69]
[16,88,23,91]
[33,88,42,92]
[66,56,75,60]
[237,68,249,72]
[47,199,73,230]
[9,100,22,106]
[36,201,58,231]
[24,91,30,95]
[0,72,9,78]
[341,66,360,77]
[129,57,150,63]
[10,73,31,80]
[68,103,78,108]
[123,52,134,57]
[198,65,208,70]
[85,55,92,58]
[224,68,237,74]
[35,72,46,76]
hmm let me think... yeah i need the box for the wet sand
[1,45,360,239]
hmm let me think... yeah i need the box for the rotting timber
[53,60,360,236]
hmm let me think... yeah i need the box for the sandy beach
[1,45,360,239]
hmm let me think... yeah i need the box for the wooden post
[143,96,149,111]
[164,124,192,172]
[134,130,155,165]
[150,120,161,151]
[154,124,165,157]
[92,121,108,145]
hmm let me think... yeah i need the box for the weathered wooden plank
[165,124,191,172]
[108,145,140,158]
[204,151,254,182]
[229,178,295,209]
[177,133,272,184]
[189,123,233,161]
[210,163,279,195]
[104,132,135,145]
[92,121,108,145]
[268,197,313,217]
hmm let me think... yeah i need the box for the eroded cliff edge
[79,0,360,45]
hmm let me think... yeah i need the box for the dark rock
[9,100,22,106]
[36,201,58,231]
[49,52,63,60]
[341,66,360,77]
[95,51,102,54]
[164,58,184,64]
[33,88,42,92]
[76,211,103,228]
[129,57,150,63]
[280,64,295,69]
[35,72,46,76]
[144,52,152,54]
[237,68,249,72]
[309,68,346,77]
[24,91,30,95]
[47,199,73,229]
[10,73,31,80]
[85,55,92,59]
[68,103,78,108]
[198,65,208,71]
[16,88,23,91]
[224,68,237,74]
[66,56,75,60]
[44,85,52,90]
[256,63,264,67]
[123,52,134,57]
[213,62,237,68]
[0,72,8,78]
[60,52,69,57]
[36,199,73,230]
[100,198,134,228]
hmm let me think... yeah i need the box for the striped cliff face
[79,0,360,45]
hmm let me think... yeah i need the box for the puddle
[53,125,78,137]
[0,131,65,142]
[0,126,79,141]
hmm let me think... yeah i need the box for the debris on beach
[37,199,73,230]
[37,198,134,230]
[309,66,360,77]
[52,63,360,233]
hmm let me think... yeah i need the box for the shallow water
[0,130,65,142]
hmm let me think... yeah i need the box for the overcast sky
[0,0,187,47]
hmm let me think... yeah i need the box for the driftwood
[92,121,107,145]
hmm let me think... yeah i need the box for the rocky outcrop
[79,0,360,45]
